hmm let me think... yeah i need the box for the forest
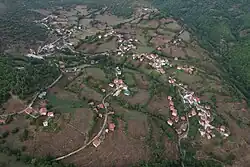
[0,56,60,105]
[150,0,250,102]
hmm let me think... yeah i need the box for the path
[55,88,118,161]
[0,73,63,118]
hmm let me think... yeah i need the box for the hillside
[0,1,250,167]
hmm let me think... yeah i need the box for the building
[109,123,116,131]
[93,138,101,148]
[0,119,6,125]
[38,92,47,99]
[43,121,48,127]
[39,107,47,116]
[123,89,131,96]
[167,119,173,126]
[97,104,104,109]
[47,112,54,117]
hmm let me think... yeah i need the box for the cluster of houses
[132,53,172,74]
[24,101,55,127]
[176,65,195,75]
[88,100,116,148]
[167,77,230,139]
[166,96,188,135]
[110,78,131,97]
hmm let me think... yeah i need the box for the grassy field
[0,153,30,167]
[47,93,87,113]
[85,67,107,81]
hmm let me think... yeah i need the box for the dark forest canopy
[149,0,250,102]
[0,56,60,105]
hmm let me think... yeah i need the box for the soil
[64,120,150,167]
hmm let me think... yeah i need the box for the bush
[11,127,19,134]
[1,131,9,139]
[19,129,29,142]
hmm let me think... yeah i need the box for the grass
[136,46,155,53]
[85,67,107,81]
[0,153,31,167]
[124,73,136,87]
[47,93,87,113]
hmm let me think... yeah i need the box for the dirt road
[55,88,118,161]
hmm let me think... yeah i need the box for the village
[0,4,239,167]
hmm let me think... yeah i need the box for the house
[39,107,47,116]
[118,79,123,85]
[174,116,179,122]
[169,101,174,106]
[169,106,175,111]
[93,138,101,148]
[220,125,226,133]
[38,91,47,99]
[191,108,197,116]
[97,103,104,109]
[180,116,186,121]
[199,128,206,137]
[43,121,48,127]
[109,123,116,131]
[167,96,172,101]
[113,79,119,84]
[109,83,115,88]
[172,109,177,117]
[167,119,173,126]
[206,133,211,140]
[0,119,6,125]
[124,89,131,96]
[47,112,54,117]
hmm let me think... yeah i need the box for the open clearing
[85,67,106,81]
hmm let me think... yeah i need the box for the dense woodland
[150,0,250,102]
[0,56,60,105]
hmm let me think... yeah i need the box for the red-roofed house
[170,106,175,111]
[39,107,47,116]
[118,79,123,84]
[0,120,6,125]
[97,104,104,109]
[47,112,54,117]
[172,109,177,117]
[109,123,116,131]
[169,101,174,106]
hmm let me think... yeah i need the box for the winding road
[0,73,63,118]
[55,87,119,161]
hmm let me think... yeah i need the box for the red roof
[118,79,123,84]
[97,104,104,109]
[109,123,116,131]
[169,106,175,111]
[39,107,47,115]
[167,96,172,101]
[0,120,6,124]
[169,101,174,106]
